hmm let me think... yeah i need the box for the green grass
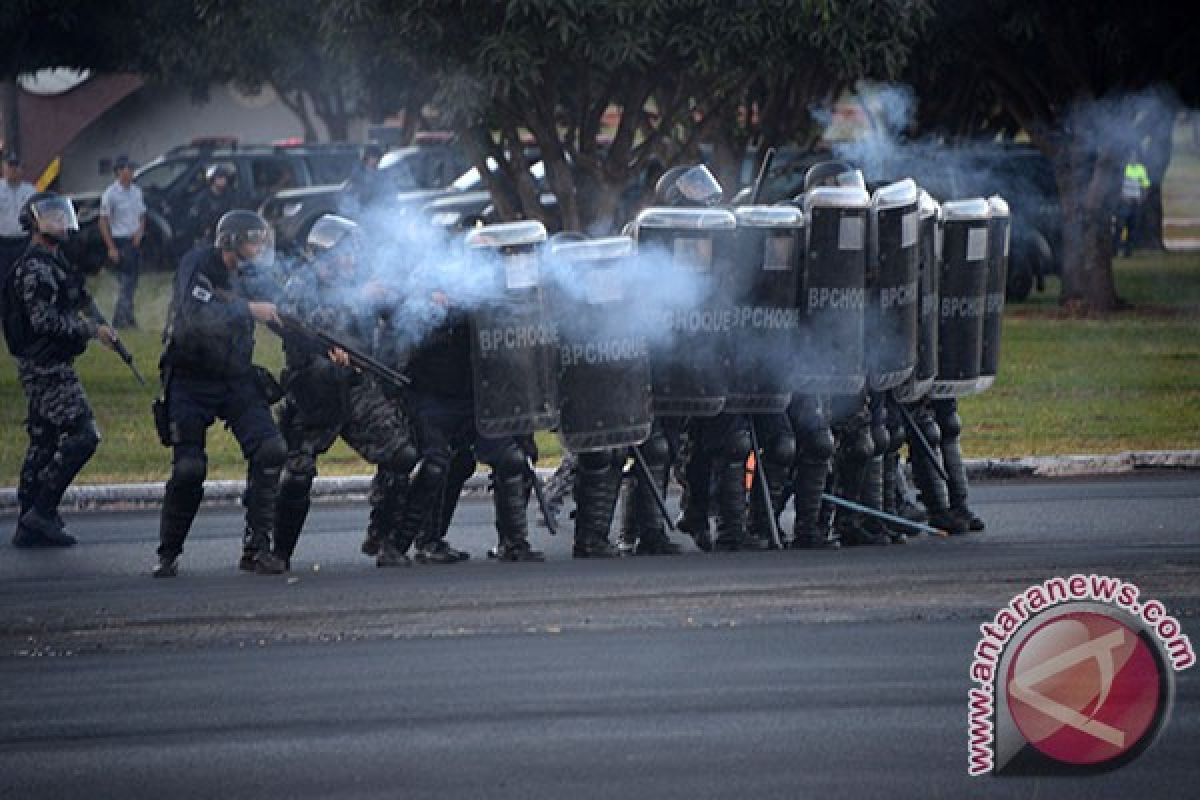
[2,254,1198,484]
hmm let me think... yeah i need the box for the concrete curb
[2,450,1197,514]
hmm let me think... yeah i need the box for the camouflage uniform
[3,244,101,545]
[271,265,417,567]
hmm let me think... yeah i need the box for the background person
[99,155,146,328]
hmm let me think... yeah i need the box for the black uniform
[392,308,543,562]
[270,264,417,567]
[186,187,236,250]
[154,245,288,573]
[3,242,102,547]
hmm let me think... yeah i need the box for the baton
[526,456,558,536]
[821,493,948,537]
[889,395,949,483]
[629,445,675,532]
[749,421,783,549]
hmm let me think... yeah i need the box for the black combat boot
[572,453,621,558]
[154,480,204,577]
[789,457,838,549]
[935,399,985,533]
[242,461,287,575]
[493,472,544,562]
[674,446,713,552]
[712,461,748,552]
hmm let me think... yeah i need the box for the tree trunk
[1139,105,1178,251]
[1054,136,1122,312]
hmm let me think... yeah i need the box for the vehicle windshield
[135,160,190,192]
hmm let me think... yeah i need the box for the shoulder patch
[191,285,212,303]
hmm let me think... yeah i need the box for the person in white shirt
[99,154,146,328]
[0,152,37,280]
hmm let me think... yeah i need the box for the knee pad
[280,453,317,499]
[250,435,288,470]
[640,431,671,467]
[490,442,527,480]
[938,410,962,439]
[842,427,875,463]
[380,441,419,475]
[60,419,101,463]
[171,452,208,489]
[798,426,835,462]
[764,431,796,467]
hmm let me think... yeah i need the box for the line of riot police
[3,155,1008,571]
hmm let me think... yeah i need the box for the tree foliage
[331,0,930,232]
[909,0,1200,311]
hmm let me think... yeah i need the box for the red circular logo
[1005,611,1164,766]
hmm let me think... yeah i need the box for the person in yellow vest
[1114,152,1150,258]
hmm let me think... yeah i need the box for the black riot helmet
[305,214,363,270]
[19,192,80,245]
[215,209,274,268]
[655,164,724,207]
[803,160,866,192]
[205,163,234,185]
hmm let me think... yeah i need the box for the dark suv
[262,138,472,252]
[69,140,361,270]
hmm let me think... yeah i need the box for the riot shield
[724,205,805,413]
[546,235,653,452]
[975,195,1010,393]
[931,198,990,399]
[797,185,870,395]
[633,207,736,417]
[465,220,560,436]
[894,189,941,403]
[866,179,919,391]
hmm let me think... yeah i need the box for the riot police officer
[3,193,117,547]
[186,164,238,249]
[151,210,289,577]
[621,164,736,556]
[269,215,419,568]
[381,291,544,565]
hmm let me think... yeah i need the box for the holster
[151,397,170,447]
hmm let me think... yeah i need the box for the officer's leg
[481,436,543,562]
[788,395,837,549]
[378,402,454,567]
[881,403,909,543]
[747,413,796,550]
[572,448,623,558]
[933,397,984,531]
[17,366,99,546]
[153,382,218,577]
[541,449,577,528]
[830,398,888,547]
[905,401,964,534]
[14,417,78,547]
[863,392,903,542]
[113,240,140,329]
[674,420,713,544]
[337,382,421,561]
[621,419,684,555]
[414,444,475,563]
[225,385,288,574]
[711,415,751,552]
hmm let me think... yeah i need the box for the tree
[331,0,929,233]
[910,1,1200,312]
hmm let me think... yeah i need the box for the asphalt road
[1,473,1198,798]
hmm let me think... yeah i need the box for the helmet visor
[675,165,724,206]
[238,226,275,269]
[32,196,80,238]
